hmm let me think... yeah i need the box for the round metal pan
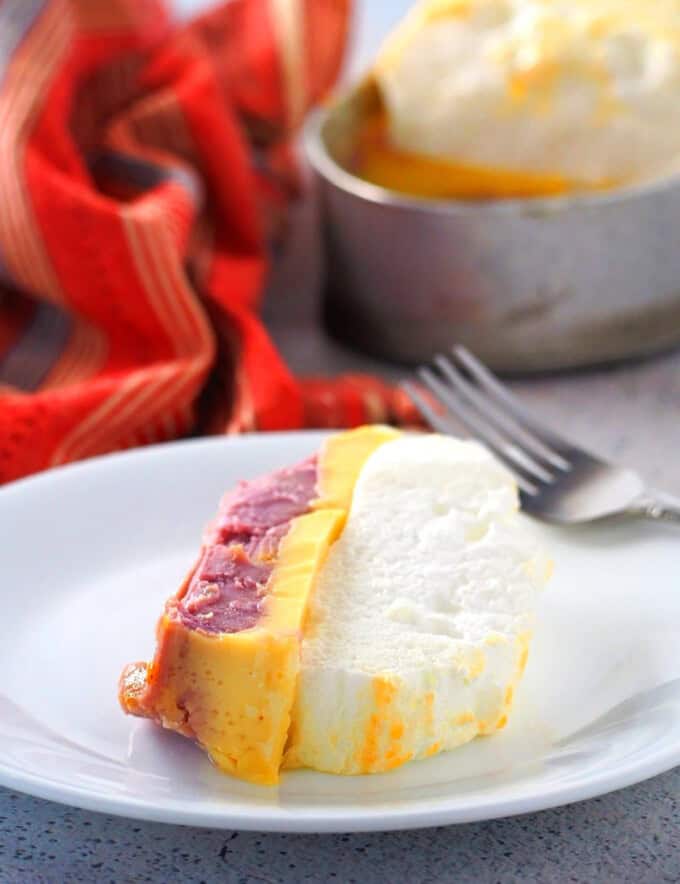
[306,80,680,372]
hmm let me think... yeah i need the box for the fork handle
[630,490,680,526]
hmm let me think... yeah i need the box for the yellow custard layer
[120,426,400,785]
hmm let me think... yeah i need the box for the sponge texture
[285,434,550,774]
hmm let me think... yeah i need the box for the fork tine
[452,346,578,462]
[401,381,462,437]
[418,366,552,483]
[435,354,569,472]
[414,370,543,494]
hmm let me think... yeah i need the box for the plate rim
[2,432,679,832]
[2,742,680,832]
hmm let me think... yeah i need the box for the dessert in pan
[355,0,680,200]
[120,427,550,784]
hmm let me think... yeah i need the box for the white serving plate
[1,432,679,832]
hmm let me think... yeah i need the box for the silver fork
[403,346,680,526]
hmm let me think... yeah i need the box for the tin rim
[305,102,680,217]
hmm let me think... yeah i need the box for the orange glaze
[424,741,442,758]
[352,111,613,200]
[423,691,435,730]
[518,643,530,674]
[357,678,413,773]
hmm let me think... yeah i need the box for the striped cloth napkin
[0,0,415,484]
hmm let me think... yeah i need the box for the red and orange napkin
[0,0,416,485]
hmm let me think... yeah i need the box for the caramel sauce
[352,110,613,200]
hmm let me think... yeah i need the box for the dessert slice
[284,433,551,774]
[121,427,549,783]
[119,426,400,784]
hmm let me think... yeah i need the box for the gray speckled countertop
[2,191,680,883]
[2,769,680,882]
